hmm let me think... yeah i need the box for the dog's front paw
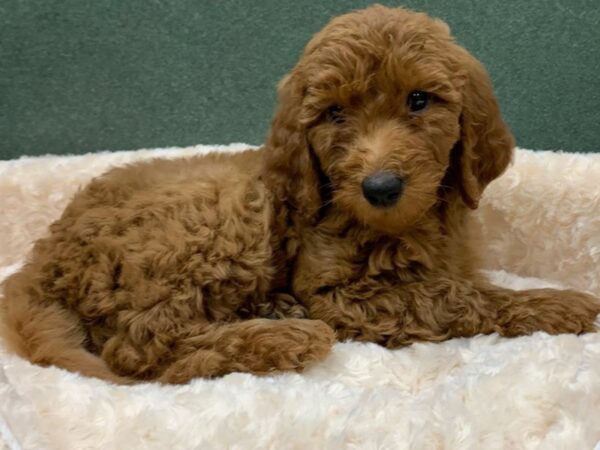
[268,319,336,371]
[225,318,335,374]
[497,289,600,337]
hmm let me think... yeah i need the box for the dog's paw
[499,289,600,337]
[265,319,336,371]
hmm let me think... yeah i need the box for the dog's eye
[325,105,345,124]
[407,91,430,112]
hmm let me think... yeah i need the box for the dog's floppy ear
[263,73,322,223]
[454,52,515,209]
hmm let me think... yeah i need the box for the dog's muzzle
[361,172,404,208]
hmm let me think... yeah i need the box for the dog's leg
[305,278,490,346]
[101,318,335,383]
[304,278,600,347]
[473,283,600,338]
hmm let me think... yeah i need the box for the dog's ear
[263,73,322,223]
[454,52,515,209]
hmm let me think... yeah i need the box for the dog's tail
[0,270,132,385]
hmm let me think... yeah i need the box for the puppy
[2,5,599,384]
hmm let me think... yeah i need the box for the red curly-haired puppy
[2,6,599,384]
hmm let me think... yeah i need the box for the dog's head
[264,5,514,233]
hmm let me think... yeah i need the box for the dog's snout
[361,172,404,208]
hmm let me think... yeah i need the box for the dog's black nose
[361,172,404,208]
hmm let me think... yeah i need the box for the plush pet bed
[1,144,599,449]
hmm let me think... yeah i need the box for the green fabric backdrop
[1,0,599,160]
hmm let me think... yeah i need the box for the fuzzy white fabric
[1,145,600,450]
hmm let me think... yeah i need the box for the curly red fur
[2,6,599,384]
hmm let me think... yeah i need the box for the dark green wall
[1,0,599,160]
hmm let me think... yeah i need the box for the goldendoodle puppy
[2,6,599,384]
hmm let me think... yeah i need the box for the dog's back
[0,148,334,383]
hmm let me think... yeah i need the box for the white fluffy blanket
[1,145,600,450]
